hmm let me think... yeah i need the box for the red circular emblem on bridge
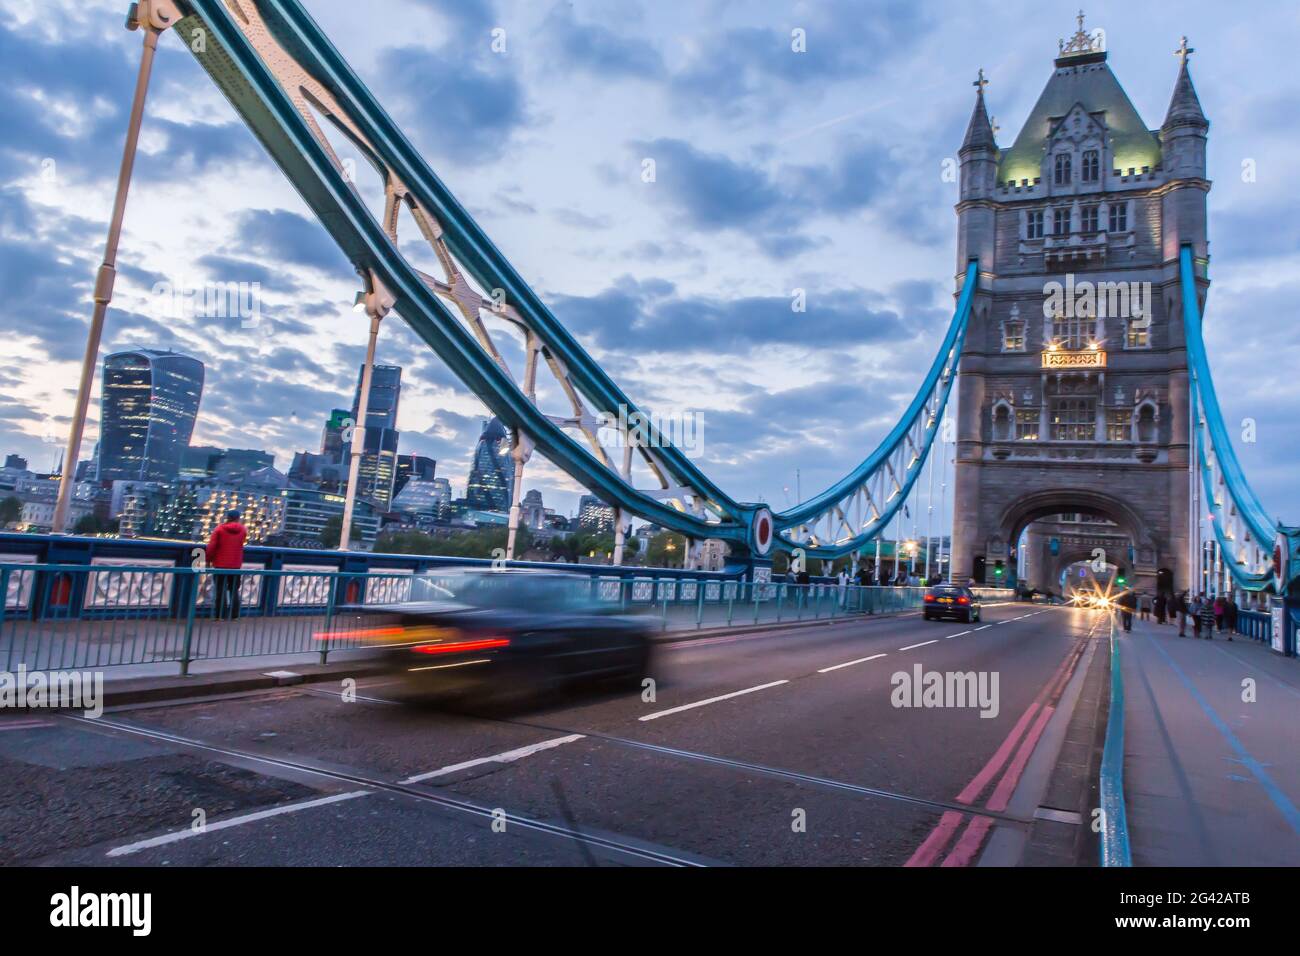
[751,508,774,557]
[1274,534,1289,593]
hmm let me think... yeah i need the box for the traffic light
[973,556,987,583]
[993,559,1005,579]
[1116,568,1128,587]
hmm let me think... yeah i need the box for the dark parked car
[922,584,981,623]
[335,569,655,706]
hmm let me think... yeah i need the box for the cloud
[632,134,947,257]
[666,2,936,120]
[543,274,912,355]
[233,209,352,275]
[377,0,531,165]
[540,3,665,81]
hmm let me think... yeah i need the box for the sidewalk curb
[92,662,391,709]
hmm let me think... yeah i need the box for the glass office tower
[98,349,205,482]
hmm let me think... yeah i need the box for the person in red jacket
[206,510,247,621]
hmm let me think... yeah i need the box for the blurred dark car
[332,569,655,706]
[922,584,982,623]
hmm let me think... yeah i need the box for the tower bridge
[3,3,1299,878]
[39,1,1300,604]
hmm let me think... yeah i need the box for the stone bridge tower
[950,16,1209,595]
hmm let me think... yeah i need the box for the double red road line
[905,628,1091,867]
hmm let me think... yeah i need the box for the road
[1,602,1107,866]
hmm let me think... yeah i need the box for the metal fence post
[696,584,705,630]
[321,572,337,665]
[0,567,10,672]
[179,568,197,676]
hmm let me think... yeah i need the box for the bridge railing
[1234,608,1271,643]
[0,563,935,675]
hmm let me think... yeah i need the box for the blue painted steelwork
[776,260,977,556]
[159,0,977,560]
[1099,618,1132,866]
[1180,245,1298,591]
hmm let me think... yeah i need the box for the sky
[1,0,1298,531]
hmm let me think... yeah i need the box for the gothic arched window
[1054,153,1072,185]
[1082,150,1100,183]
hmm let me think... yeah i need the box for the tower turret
[1160,37,1209,261]
[956,69,998,272]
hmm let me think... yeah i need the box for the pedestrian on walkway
[1226,595,1237,641]
[1214,595,1226,634]
[1177,591,1189,637]
[1117,589,1136,632]
[1154,592,1167,625]
[206,509,247,621]
[1197,593,1216,639]
[1139,591,1151,621]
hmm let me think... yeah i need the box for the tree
[374,525,536,560]
[644,531,687,569]
[0,496,21,526]
[373,530,439,555]
[319,514,363,549]
[72,514,118,535]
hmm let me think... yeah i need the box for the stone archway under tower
[1050,549,1119,597]
[997,488,1162,596]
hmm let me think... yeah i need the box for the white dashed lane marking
[639,681,789,721]
[107,790,371,858]
[401,734,586,783]
[817,653,888,674]
[899,640,938,651]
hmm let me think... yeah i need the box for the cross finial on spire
[973,68,989,94]
[1175,36,1195,66]
[1059,9,1099,58]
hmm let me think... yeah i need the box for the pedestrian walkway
[1119,615,1300,865]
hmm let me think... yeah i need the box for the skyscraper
[351,365,401,509]
[353,365,401,431]
[465,418,514,512]
[394,454,436,498]
[357,426,399,510]
[578,494,615,533]
[321,409,352,462]
[98,349,204,482]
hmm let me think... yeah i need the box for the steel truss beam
[157,0,978,561]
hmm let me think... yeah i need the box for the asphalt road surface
[1,602,1107,866]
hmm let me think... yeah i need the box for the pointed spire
[1164,37,1207,130]
[961,69,997,152]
